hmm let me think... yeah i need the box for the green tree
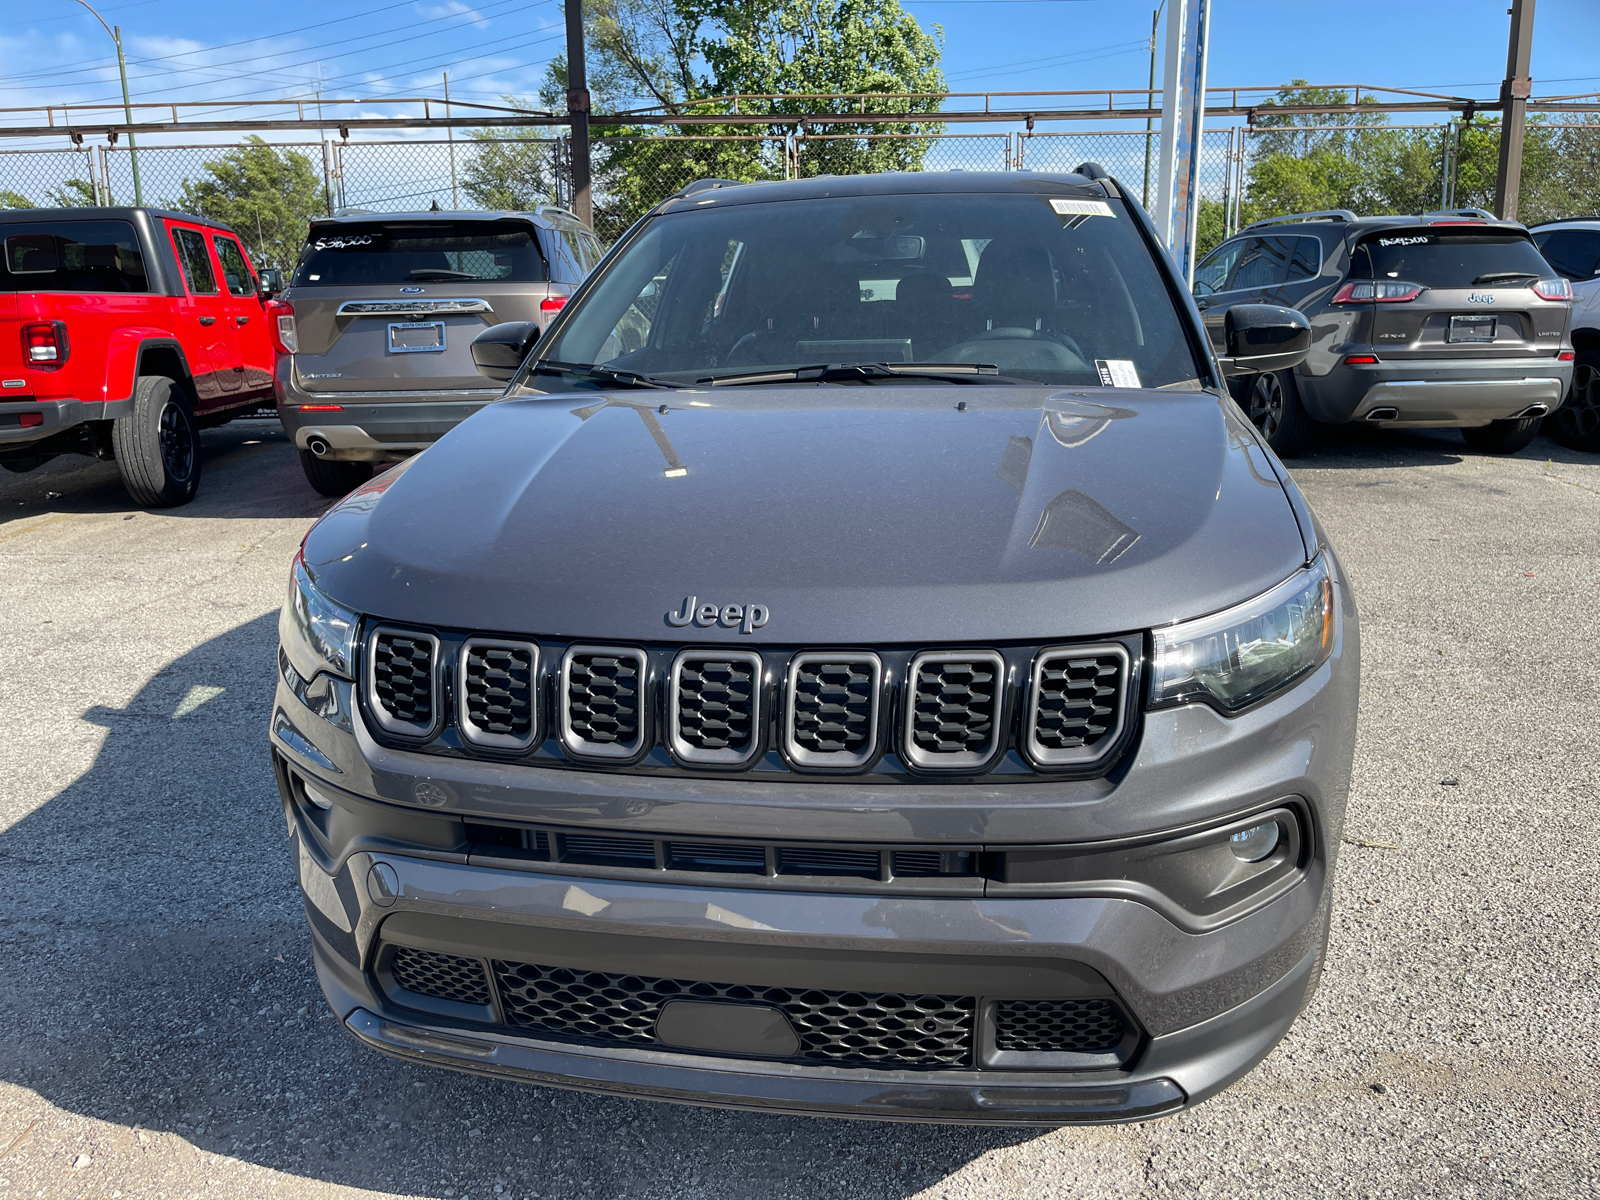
[46,178,98,207]
[176,136,324,271]
[0,190,32,209]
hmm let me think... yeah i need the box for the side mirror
[1220,304,1311,376]
[471,321,541,383]
[257,267,284,300]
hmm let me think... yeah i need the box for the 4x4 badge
[667,597,770,634]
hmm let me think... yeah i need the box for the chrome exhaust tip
[306,435,332,458]
[1513,404,1549,419]
[1365,407,1399,422]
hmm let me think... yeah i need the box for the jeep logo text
[667,597,770,634]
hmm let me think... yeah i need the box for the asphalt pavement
[0,417,1595,1200]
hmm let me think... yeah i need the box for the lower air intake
[493,959,975,1068]
[389,946,492,1006]
[993,998,1126,1052]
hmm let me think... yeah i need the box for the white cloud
[416,1,490,30]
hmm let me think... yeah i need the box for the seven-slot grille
[356,631,1131,775]
[1025,645,1130,767]
[905,651,1005,770]
[670,651,761,765]
[458,638,538,750]
[366,627,439,737]
[785,652,881,768]
[560,646,647,759]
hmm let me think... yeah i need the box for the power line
[943,38,1147,81]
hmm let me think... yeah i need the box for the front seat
[940,243,1087,370]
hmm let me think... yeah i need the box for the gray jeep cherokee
[273,207,601,496]
[1193,208,1575,455]
[272,169,1360,1124]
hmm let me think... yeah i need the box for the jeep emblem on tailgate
[667,597,770,633]
[1468,293,1496,304]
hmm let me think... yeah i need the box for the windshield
[1349,232,1552,288]
[532,191,1203,390]
[291,223,548,286]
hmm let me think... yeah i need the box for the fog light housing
[1229,821,1282,862]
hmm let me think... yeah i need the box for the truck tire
[112,376,201,507]
[1549,351,1600,452]
[1461,415,1542,455]
[1240,369,1316,457]
[299,450,374,497]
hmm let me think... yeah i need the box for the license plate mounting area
[1447,314,1497,344]
[388,320,446,353]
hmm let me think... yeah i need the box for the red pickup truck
[0,207,276,506]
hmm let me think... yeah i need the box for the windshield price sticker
[1095,359,1141,388]
[1051,199,1115,218]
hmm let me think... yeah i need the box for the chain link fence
[4,119,1598,252]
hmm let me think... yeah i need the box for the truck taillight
[1332,281,1424,304]
[540,296,568,317]
[266,300,298,354]
[1532,277,1573,301]
[22,321,69,366]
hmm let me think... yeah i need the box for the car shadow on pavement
[0,421,330,526]
[0,614,1037,1199]
[1284,424,1593,470]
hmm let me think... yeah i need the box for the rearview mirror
[471,321,541,383]
[1220,304,1311,376]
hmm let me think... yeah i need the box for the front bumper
[275,360,501,460]
[1298,356,1573,427]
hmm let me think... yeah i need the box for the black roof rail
[675,178,746,198]
[1073,161,1110,181]
[1418,207,1496,221]
[1241,209,1358,232]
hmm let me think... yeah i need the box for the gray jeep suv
[273,207,601,495]
[1193,208,1575,455]
[272,169,1360,1124]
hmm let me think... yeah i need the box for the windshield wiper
[408,268,480,280]
[1472,271,1540,285]
[530,360,682,390]
[697,362,1007,387]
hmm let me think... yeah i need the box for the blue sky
[2,0,1598,147]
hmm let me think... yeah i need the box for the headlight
[1149,556,1334,713]
[280,552,358,682]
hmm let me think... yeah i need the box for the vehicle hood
[303,386,1310,644]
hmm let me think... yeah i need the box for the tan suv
[271,207,601,495]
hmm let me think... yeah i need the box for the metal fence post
[98,144,112,206]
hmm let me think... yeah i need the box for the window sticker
[1050,198,1114,218]
[1095,359,1141,389]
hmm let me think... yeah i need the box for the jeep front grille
[560,646,647,759]
[784,652,881,768]
[366,626,439,737]
[458,638,538,750]
[1025,645,1129,767]
[669,651,761,765]
[905,651,1005,770]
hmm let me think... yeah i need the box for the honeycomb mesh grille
[910,657,1000,756]
[676,657,757,753]
[790,659,876,756]
[1031,652,1123,754]
[493,960,975,1068]
[566,651,643,748]
[993,999,1126,1052]
[389,947,491,1006]
[371,631,434,727]
[462,643,535,740]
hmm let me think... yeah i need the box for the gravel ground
[0,418,1595,1200]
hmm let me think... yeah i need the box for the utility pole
[565,0,592,226]
[444,71,459,210]
[1142,2,1165,209]
[76,1,141,205]
[1153,0,1186,249]
[1493,0,1535,220]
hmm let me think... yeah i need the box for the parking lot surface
[0,418,1596,1200]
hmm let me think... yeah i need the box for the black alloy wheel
[1550,352,1600,452]
[1241,369,1315,457]
[158,397,196,483]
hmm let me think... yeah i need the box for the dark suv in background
[272,207,602,495]
[1194,208,1574,455]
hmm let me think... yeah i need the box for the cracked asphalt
[0,417,1595,1199]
